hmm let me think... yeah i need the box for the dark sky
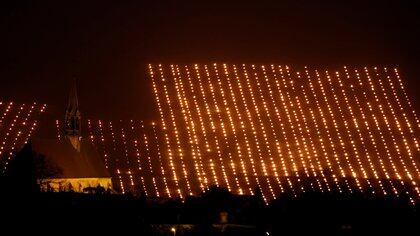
[1,0,420,123]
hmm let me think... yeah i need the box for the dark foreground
[0,187,418,236]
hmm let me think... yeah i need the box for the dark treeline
[1,185,418,235]
[0,143,419,235]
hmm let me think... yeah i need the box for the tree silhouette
[4,141,62,193]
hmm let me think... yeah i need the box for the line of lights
[351,69,388,194]
[131,121,150,196]
[140,121,160,197]
[247,64,285,197]
[180,66,209,191]
[387,69,420,177]
[0,103,18,157]
[201,64,238,191]
[149,64,182,197]
[276,66,309,193]
[55,120,61,141]
[324,70,361,193]
[370,67,410,195]
[2,103,25,171]
[108,121,125,193]
[171,65,206,191]
[204,65,244,193]
[130,120,148,196]
[180,65,212,190]
[219,64,257,196]
[393,69,420,129]
[86,119,96,149]
[97,120,110,169]
[225,64,265,196]
[152,122,171,197]
[1,102,45,172]
[0,102,13,125]
[268,65,304,194]
[301,68,334,192]
[231,64,269,195]
[119,124,135,189]
[194,64,236,191]
[286,69,323,192]
[338,67,373,191]
[371,68,419,195]
[291,70,327,191]
[315,69,352,192]
[363,68,405,195]
[160,64,192,196]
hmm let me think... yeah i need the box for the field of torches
[56,119,170,197]
[0,101,46,173]
[148,64,420,204]
[2,64,420,205]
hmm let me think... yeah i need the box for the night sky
[1,1,419,124]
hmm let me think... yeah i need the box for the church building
[35,83,112,192]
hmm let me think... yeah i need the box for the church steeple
[64,80,81,151]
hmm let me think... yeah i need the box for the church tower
[64,81,81,152]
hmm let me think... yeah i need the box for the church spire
[64,79,81,151]
[67,80,79,114]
